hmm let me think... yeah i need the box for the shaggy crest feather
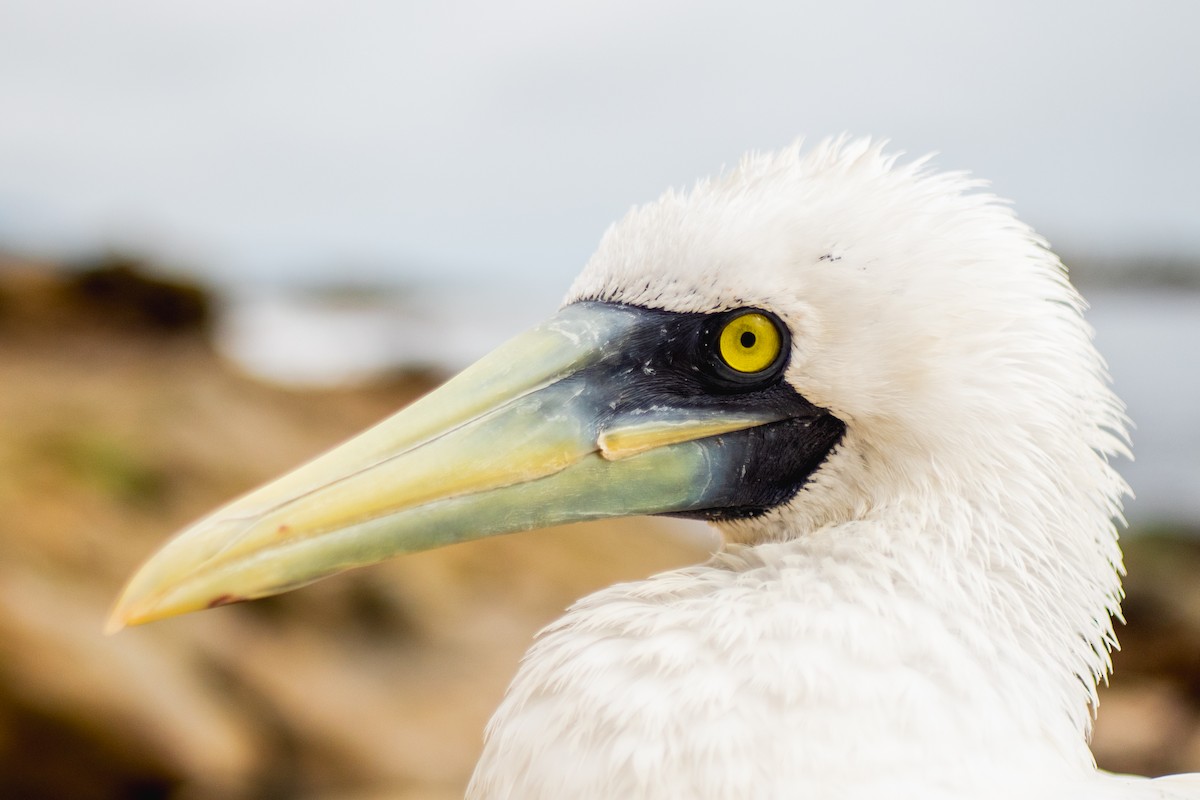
[464,139,1197,799]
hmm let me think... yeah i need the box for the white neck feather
[471,139,1135,799]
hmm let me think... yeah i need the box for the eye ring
[704,308,790,388]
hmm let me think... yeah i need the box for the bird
[109,138,1199,799]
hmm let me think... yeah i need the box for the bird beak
[108,302,791,630]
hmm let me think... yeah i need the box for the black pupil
[740,331,756,348]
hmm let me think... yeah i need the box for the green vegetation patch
[39,429,168,508]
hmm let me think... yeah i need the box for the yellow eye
[717,312,783,374]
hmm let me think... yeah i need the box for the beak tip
[103,597,178,633]
[103,605,129,635]
[105,574,250,635]
[104,581,172,633]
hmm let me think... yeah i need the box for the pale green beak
[108,302,796,631]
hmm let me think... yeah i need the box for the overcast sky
[1,1,1197,289]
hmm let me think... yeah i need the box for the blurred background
[1,1,1198,798]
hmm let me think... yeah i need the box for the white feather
[467,138,1187,799]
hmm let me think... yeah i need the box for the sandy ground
[0,260,1197,799]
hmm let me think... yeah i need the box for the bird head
[574,139,1128,545]
[108,138,1129,630]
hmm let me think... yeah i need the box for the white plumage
[467,139,1196,799]
[111,137,1198,799]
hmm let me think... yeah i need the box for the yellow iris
[718,312,782,374]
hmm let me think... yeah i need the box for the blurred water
[1087,290,1200,527]
[215,286,1200,527]
[215,280,564,385]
